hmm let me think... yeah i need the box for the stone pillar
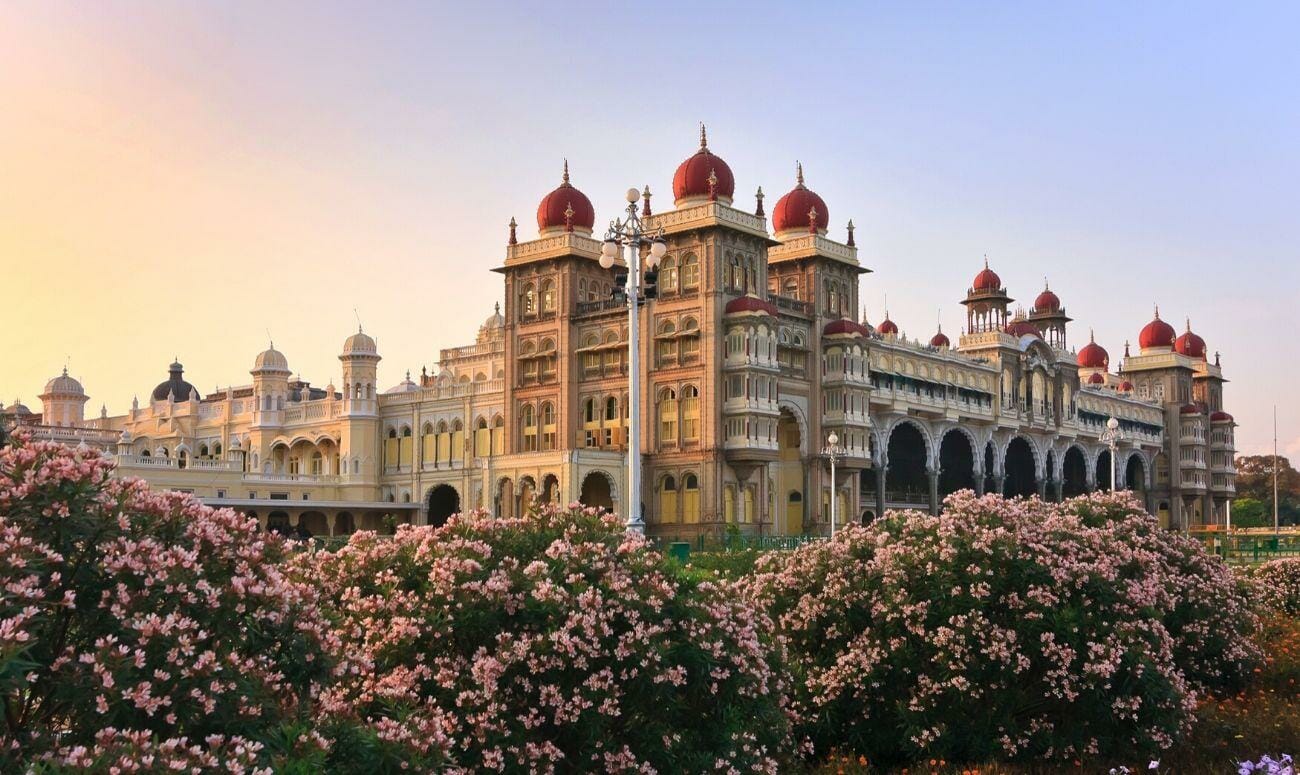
[927,469,940,515]
[974,473,985,496]
[994,475,1006,497]
[326,513,337,536]
[1036,478,1048,500]
[875,465,886,519]
[1053,480,1064,502]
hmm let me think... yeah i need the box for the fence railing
[1188,530,1300,563]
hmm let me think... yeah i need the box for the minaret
[340,327,381,417]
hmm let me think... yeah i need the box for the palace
[4,129,1238,536]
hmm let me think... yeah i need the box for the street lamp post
[599,187,666,534]
[823,431,843,536]
[1100,416,1122,491]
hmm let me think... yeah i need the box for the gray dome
[151,361,196,402]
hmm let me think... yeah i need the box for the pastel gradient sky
[2,2,1296,456]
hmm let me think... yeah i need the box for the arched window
[214,443,222,457]
[492,414,505,455]
[680,317,700,362]
[540,279,556,313]
[474,416,491,457]
[659,475,678,524]
[521,282,537,315]
[605,396,618,422]
[682,473,700,524]
[681,253,700,290]
[578,278,588,301]
[659,388,679,446]
[661,256,678,292]
[656,320,677,366]
[198,444,209,458]
[584,397,598,424]
[540,401,556,451]
[681,385,700,442]
[310,450,323,475]
[521,403,538,452]
[728,255,742,291]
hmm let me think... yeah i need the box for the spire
[641,185,652,216]
[755,186,765,217]
[983,253,989,269]
[508,216,518,245]
[494,301,501,315]
[796,161,805,188]
[562,158,570,185]
[1185,317,1192,332]
[1153,303,1161,319]
[1089,328,1095,343]
[1124,340,1131,358]
[846,219,855,247]
[699,122,708,151]
[1044,276,1050,291]
[405,369,411,381]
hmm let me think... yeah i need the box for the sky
[2,1,1297,457]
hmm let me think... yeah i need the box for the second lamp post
[599,187,666,534]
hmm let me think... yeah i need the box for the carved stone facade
[4,131,1236,534]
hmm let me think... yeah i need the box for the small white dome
[119,429,133,443]
[253,346,290,372]
[43,368,85,397]
[342,327,377,356]
[384,371,419,394]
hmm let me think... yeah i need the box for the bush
[1243,558,1300,615]
[1063,493,1262,695]
[308,505,790,773]
[0,435,337,770]
[743,491,1261,766]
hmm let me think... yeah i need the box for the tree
[1235,454,1300,526]
[1232,497,1271,529]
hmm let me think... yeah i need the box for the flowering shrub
[1062,492,1262,694]
[744,491,1260,765]
[1239,754,1296,775]
[308,505,790,773]
[0,435,336,769]
[1243,558,1300,615]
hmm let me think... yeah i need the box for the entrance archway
[885,422,929,502]
[1003,437,1037,498]
[427,484,459,528]
[579,472,614,512]
[775,409,804,533]
[938,429,976,498]
[1096,449,1115,491]
[1125,454,1147,492]
[1062,446,1087,497]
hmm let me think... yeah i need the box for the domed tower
[1027,279,1072,349]
[959,256,1013,335]
[536,160,596,237]
[39,367,88,427]
[250,345,290,427]
[152,360,197,405]
[340,328,381,416]
[672,124,735,207]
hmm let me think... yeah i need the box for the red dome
[1118,380,1134,392]
[1033,283,1061,313]
[771,163,830,234]
[724,295,777,316]
[1004,320,1040,338]
[823,318,870,338]
[1087,372,1105,385]
[1138,307,1177,350]
[536,160,595,234]
[673,125,735,204]
[1180,403,1202,415]
[1077,331,1109,369]
[972,257,1002,291]
[1210,410,1234,422]
[877,316,898,335]
[1174,320,1207,359]
[929,329,950,348]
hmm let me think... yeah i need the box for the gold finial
[796,161,805,187]
[562,158,570,185]
[1153,303,1160,319]
[1044,276,1050,290]
[1089,328,1095,343]
[983,253,989,269]
[699,122,708,150]
[1185,317,1192,332]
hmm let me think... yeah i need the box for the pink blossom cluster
[0,435,337,770]
[306,504,790,773]
[742,490,1262,766]
[1241,558,1300,615]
